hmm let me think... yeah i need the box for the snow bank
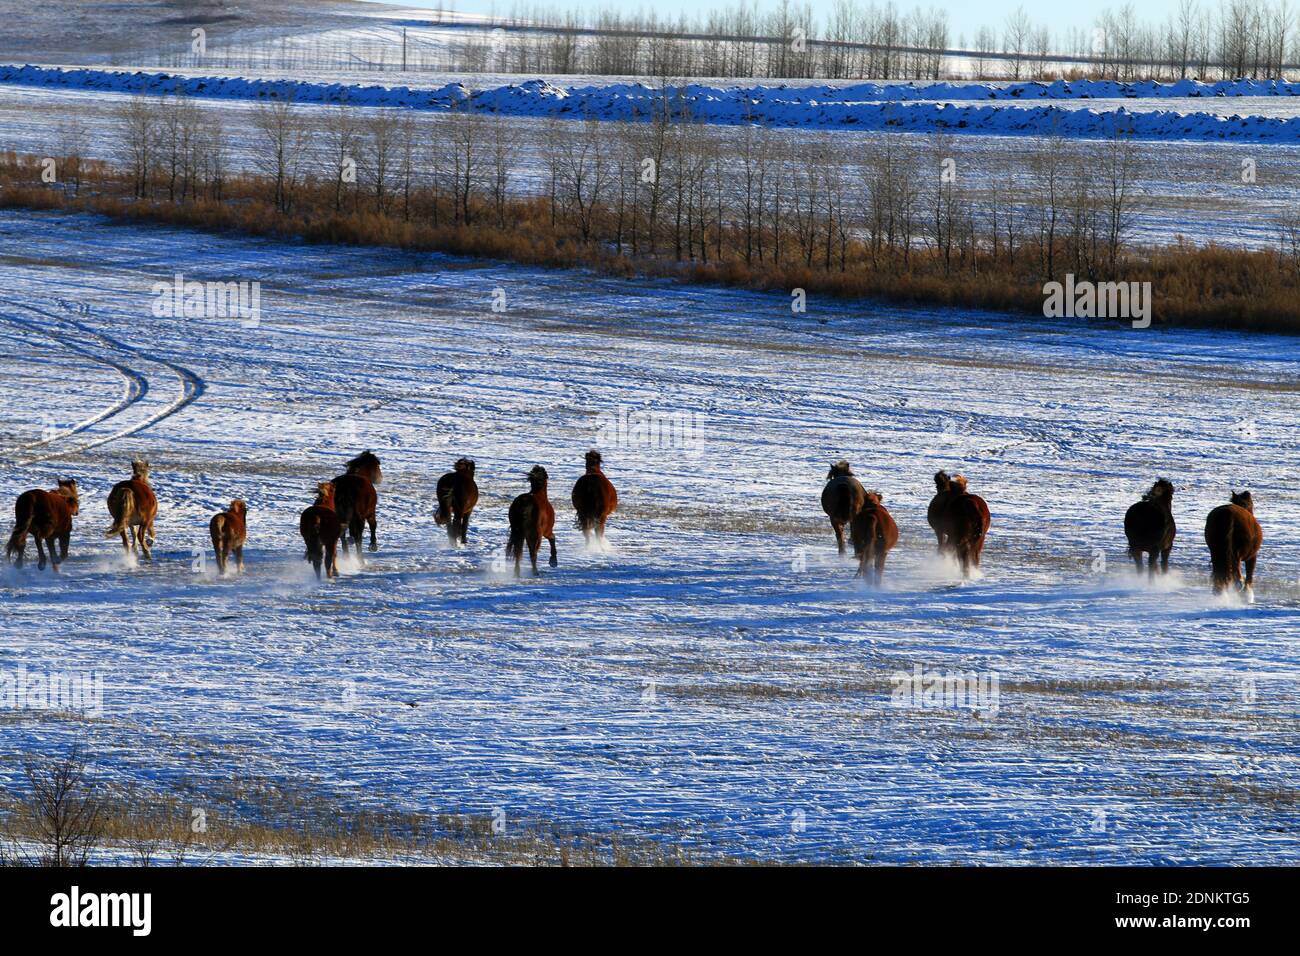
[6,65,1300,142]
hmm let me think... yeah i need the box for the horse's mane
[1144,477,1174,501]
[933,470,951,492]
[346,450,380,470]
[1231,490,1254,511]
[454,457,475,474]
[949,474,969,493]
[864,490,883,505]
[527,465,548,488]
[585,450,603,469]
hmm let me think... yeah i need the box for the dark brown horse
[435,458,478,545]
[1205,491,1263,597]
[821,460,867,555]
[944,474,991,578]
[1124,478,1176,578]
[300,481,341,579]
[105,459,158,560]
[572,450,618,546]
[334,450,381,559]
[927,470,957,552]
[506,466,556,576]
[6,479,79,571]
[209,499,247,575]
[850,490,899,586]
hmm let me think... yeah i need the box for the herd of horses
[3,450,620,580]
[821,462,1262,596]
[3,453,1265,597]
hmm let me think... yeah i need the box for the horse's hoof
[369,544,377,553]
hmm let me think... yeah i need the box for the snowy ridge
[8,65,1300,141]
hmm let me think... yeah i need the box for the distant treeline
[142,1,1300,83]
[4,93,1300,332]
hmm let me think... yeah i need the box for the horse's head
[315,481,336,507]
[57,478,80,515]
[1230,490,1254,512]
[827,460,852,480]
[346,450,382,485]
[864,490,883,506]
[527,465,548,491]
[1145,478,1175,502]
[131,459,150,481]
[454,457,476,476]
[585,450,603,473]
[949,474,969,493]
[933,470,951,492]
[229,499,247,517]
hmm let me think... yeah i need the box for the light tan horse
[105,460,158,559]
[209,500,248,575]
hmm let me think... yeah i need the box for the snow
[13,65,1300,142]
[2,208,1298,864]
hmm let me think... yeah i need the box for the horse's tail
[435,483,453,526]
[105,487,135,538]
[301,511,323,561]
[211,513,227,551]
[5,495,33,561]
[1209,533,1235,591]
[506,501,534,559]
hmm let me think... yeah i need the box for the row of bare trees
[107,94,1144,287]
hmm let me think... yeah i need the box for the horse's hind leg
[1147,551,1157,580]
[458,514,470,546]
[367,513,377,552]
[46,535,63,572]
[35,536,48,571]
[349,518,365,564]
[1243,556,1257,596]
[235,546,244,573]
[548,535,557,568]
[874,544,888,587]
[833,521,846,555]
[1160,547,1172,574]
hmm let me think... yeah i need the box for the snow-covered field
[14,65,1300,142]
[2,208,1298,864]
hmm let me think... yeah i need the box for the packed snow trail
[1,208,1298,863]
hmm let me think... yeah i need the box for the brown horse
[435,458,478,546]
[6,479,79,571]
[105,459,158,560]
[209,499,247,575]
[300,482,341,579]
[944,474,991,578]
[1205,491,1263,597]
[334,450,381,559]
[927,470,957,552]
[572,450,617,546]
[850,491,899,586]
[1124,478,1176,578]
[821,460,867,555]
[506,466,557,576]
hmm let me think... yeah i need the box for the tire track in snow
[0,298,204,465]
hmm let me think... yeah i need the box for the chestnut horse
[944,474,991,578]
[850,490,899,586]
[300,482,341,579]
[1205,491,1263,597]
[927,470,957,552]
[821,460,867,555]
[572,450,617,546]
[6,479,79,571]
[506,466,557,576]
[105,459,158,560]
[435,458,478,546]
[1124,478,1176,578]
[209,499,248,575]
[334,451,381,560]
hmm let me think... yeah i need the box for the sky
[395,0,1186,47]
